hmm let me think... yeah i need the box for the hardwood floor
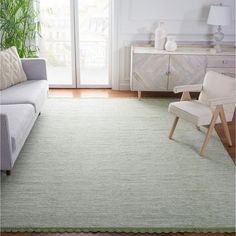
[2,89,235,236]
[2,233,235,236]
[48,88,189,99]
[49,88,235,163]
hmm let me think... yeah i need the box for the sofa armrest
[21,58,47,81]
[0,113,12,170]
[173,84,203,94]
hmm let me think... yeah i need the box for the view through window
[78,0,109,86]
[39,0,73,86]
[39,0,110,87]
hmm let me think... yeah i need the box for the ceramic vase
[154,22,167,50]
[165,36,177,52]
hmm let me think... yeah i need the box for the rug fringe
[1,227,235,233]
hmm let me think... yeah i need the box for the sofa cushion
[0,80,48,113]
[0,47,27,90]
[0,104,35,153]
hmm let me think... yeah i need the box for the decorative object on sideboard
[207,3,232,53]
[165,36,177,52]
[154,22,167,50]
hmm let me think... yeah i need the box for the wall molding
[128,0,235,21]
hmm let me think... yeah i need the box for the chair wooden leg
[138,91,141,100]
[199,107,220,156]
[181,91,191,101]
[6,170,11,176]
[169,117,179,139]
[219,106,232,146]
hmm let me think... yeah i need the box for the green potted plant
[0,0,41,57]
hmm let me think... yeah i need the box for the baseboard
[119,82,130,90]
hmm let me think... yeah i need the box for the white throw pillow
[0,46,27,90]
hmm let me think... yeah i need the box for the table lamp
[207,4,232,52]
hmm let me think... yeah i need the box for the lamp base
[214,43,222,53]
[213,26,224,53]
[214,26,224,41]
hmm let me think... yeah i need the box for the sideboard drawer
[207,56,235,68]
[207,67,235,78]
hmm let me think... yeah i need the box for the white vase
[165,36,177,52]
[154,22,167,50]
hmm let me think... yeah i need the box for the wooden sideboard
[130,45,235,99]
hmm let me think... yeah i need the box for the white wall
[112,0,235,90]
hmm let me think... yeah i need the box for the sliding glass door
[39,0,110,88]
[77,0,110,87]
[39,0,75,87]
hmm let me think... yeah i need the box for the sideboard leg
[138,91,141,100]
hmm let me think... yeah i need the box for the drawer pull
[207,56,235,68]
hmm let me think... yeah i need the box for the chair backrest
[199,71,235,121]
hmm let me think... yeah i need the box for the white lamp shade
[207,5,232,26]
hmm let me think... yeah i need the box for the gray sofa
[0,58,48,175]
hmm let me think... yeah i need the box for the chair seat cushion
[168,100,220,126]
[0,80,48,113]
[1,104,35,153]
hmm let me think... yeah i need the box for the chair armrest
[0,113,12,170]
[207,97,236,107]
[173,84,203,94]
[21,58,47,80]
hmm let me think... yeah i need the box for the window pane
[78,0,109,85]
[39,0,73,86]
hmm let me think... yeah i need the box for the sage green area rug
[1,98,235,233]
